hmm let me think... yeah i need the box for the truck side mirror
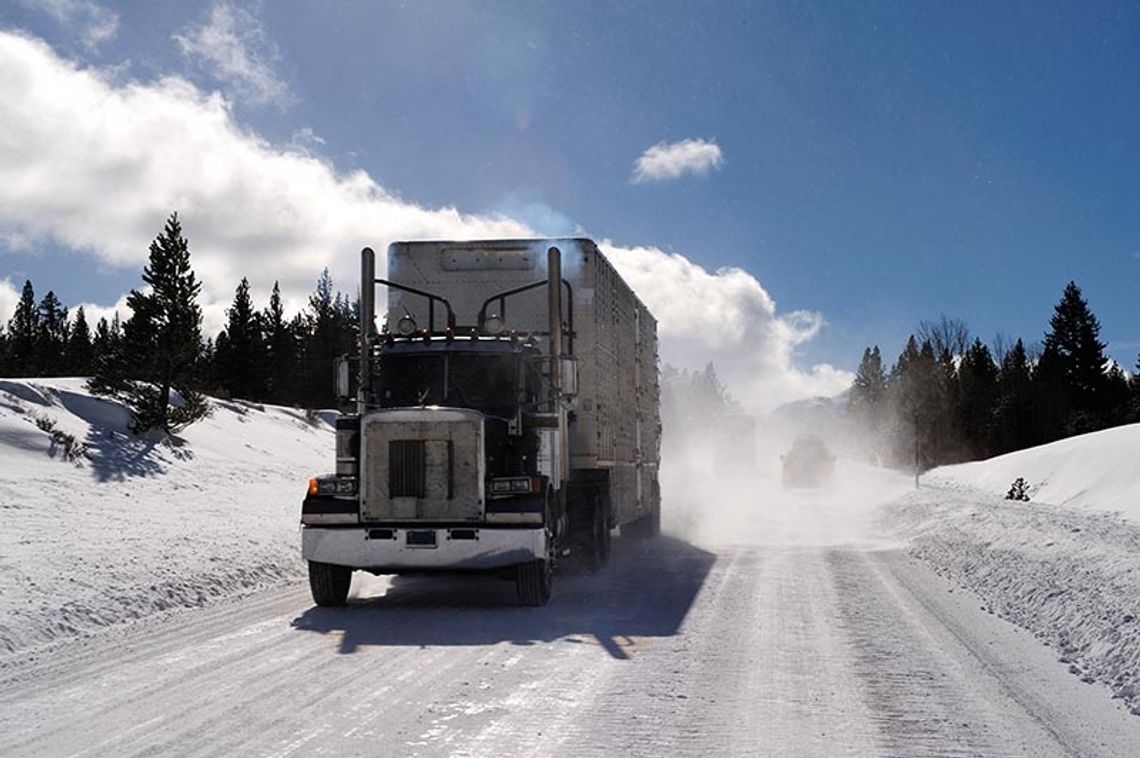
[334,355,351,401]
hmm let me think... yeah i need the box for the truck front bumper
[301,525,547,572]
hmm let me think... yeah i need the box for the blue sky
[1,1,1138,399]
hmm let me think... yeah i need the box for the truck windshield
[377,352,519,419]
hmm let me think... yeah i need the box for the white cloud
[289,126,326,151]
[0,32,527,335]
[602,243,851,410]
[18,0,118,49]
[632,138,724,183]
[0,279,22,330]
[173,2,291,108]
[0,32,849,409]
[74,293,130,333]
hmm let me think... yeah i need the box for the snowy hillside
[0,378,332,656]
[929,423,1140,521]
[887,425,1140,714]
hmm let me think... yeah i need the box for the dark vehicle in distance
[781,435,836,488]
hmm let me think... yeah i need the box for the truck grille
[361,409,483,522]
[389,440,426,498]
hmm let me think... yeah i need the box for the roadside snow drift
[0,378,331,656]
[929,423,1140,521]
[886,423,1140,715]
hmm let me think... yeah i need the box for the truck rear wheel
[592,496,612,569]
[515,559,552,606]
[308,561,351,606]
[564,473,610,572]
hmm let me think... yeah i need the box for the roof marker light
[484,314,505,335]
[396,314,417,336]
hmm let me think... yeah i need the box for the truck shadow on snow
[290,535,715,660]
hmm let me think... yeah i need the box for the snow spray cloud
[654,376,911,549]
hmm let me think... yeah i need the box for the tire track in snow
[829,549,1094,757]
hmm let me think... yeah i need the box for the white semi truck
[301,238,660,606]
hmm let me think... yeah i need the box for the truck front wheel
[308,561,351,606]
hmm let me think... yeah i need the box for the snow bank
[929,423,1140,522]
[0,378,332,657]
[886,426,1140,715]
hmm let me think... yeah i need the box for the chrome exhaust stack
[547,245,562,398]
[359,246,376,413]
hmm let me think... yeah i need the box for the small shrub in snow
[1005,477,1030,501]
[33,413,88,462]
[109,381,212,435]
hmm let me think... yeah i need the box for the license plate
[406,530,437,548]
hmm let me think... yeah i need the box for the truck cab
[302,239,660,607]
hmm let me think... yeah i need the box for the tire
[572,486,609,572]
[308,561,351,607]
[563,475,611,572]
[593,494,612,569]
[515,559,552,606]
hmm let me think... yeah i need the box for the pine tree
[887,337,942,471]
[851,346,886,405]
[956,338,999,458]
[0,325,8,376]
[933,346,960,463]
[263,281,298,405]
[90,315,117,388]
[1103,363,1131,428]
[91,314,121,367]
[993,338,1034,453]
[659,362,736,435]
[300,269,345,408]
[1131,354,1140,423]
[90,213,209,433]
[64,306,94,376]
[214,277,266,400]
[1038,281,1110,435]
[36,291,69,377]
[694,362,736,417]
[194,336,218,397]
[290,310,311,404]
[7,280,40,377]
[849,346,887,434]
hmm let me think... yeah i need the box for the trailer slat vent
[389,440,426,498]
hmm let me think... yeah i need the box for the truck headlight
[489,476,539,495]
[314,477,358,496]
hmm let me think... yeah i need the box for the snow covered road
[3,503,1138,757]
